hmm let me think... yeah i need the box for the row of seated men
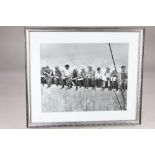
[41,64,128,91]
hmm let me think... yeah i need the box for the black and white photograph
[26,27,144,127]
[40,43,128,112]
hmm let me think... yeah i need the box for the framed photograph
[25,27,144,128]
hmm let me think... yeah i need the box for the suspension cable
[108,43,117,72]
[108,43,126,110]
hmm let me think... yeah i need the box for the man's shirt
[119,71,128,81]
[80,71,87,78]
[63,69,72,78]
[103,72,111,81]
[54,70,62,78]
[44,68,53,77]
[110,70,118,81]
[95,72,103,79]
[87,70,95,79]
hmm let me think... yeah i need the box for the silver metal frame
[25,27,145,128]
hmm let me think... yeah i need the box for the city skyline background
[40,43,128,71]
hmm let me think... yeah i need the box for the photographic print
[40,43,128,112]
[26,27,144,127]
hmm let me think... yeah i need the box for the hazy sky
[40,43,128,71]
